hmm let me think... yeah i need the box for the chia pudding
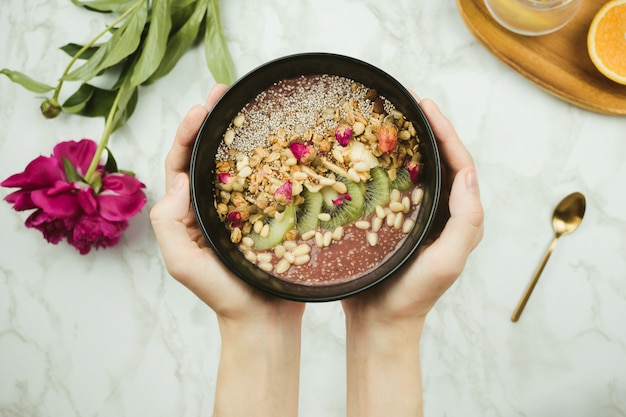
[213,74,424,285]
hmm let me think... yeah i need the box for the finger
[164,84,228,190]
[150,173,204,282]
[421,166,484,280]
[420,98,474,176]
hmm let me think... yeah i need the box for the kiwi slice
[389,167,413,191]
[319,178,365,230]
[362,167,391,217]
[250,204,296,250]
[296,189,323,235]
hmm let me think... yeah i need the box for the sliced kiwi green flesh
[361,166,391,217]
[251,203,296,250]
[296,189,323,234]
[389,167,413,191]
[319,178,365,230]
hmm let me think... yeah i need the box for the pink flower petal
[1,155,62,189]
[334,124,352,147]
[274,181,293,204]
[30,182,81,218]
[53,139,98,178]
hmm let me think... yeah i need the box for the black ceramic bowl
[190,53,441,302]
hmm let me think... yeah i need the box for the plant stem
[52,0,142,102]
[84,83,126,184]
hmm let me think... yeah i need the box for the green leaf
[62,83,95,113]
[71,0,141,13]
[62,157,83,183]
[111,85,138,131]
[146,0,207,84]
[63,0,148,82]
[130,0,172,87]
[0,69,55,93]
[104,146,119,173]
[204,0,236,85]
[60,43,99,60]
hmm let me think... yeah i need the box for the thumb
[421,166,484,278]
[150,173,197,275]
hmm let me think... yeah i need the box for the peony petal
[4,189,37,211]
[67,214,127,254]
[30,185,81,218]
[98,189,147,221]
[1,155,62,189]
[53,139,98,177]
[101,173,145,195]
[25,209,71,244]
[77,188,98,216]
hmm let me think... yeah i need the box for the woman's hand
[342,97,484,417]
[150,84,304,417]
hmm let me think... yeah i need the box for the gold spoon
[511,192,586,322]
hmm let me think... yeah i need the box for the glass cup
[484,0,583,36]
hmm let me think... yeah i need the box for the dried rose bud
[288,142,316,165]
[334,124,352,147]
[378,124,398,153]
[406,161,421,184]
[226,211,242,223]
[332,197,344,206]
[332,193,351,206]
[274,181,293,204]
[218,172,234,185]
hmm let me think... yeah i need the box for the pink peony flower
[1,139,146,254]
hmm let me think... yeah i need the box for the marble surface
[1,1,625,416]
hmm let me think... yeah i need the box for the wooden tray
[457,0,626,116]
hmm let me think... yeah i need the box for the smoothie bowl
[190,53,441,302]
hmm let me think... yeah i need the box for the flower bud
[334,124,352,147]
[40,98,61,119]
[406,161,421,184]
[274,181,293,204]
[288,142,316,165]
[378,124,398,153]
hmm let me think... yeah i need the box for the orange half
[588,0,626,85]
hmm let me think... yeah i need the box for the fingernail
[465,168,479,193]
[170,173,185,194]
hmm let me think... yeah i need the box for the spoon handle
[511,235,559,322]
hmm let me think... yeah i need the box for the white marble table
[1,1,625,416]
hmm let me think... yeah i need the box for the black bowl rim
[190,52,441,302]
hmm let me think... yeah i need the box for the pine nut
[256,252,273,263]
[275,259,291,274]
[372,216,383,232]
[390,189,401,202]
[402,196,411,213]
[347,168,361,183]
[242,237,254,247]
[284,252,296,264]
[233,114,245,128]
[258,262,274,272]
[292,244,312,257]
[285,157,298,166]
[224,129,235,145]
[323,231,333,247]
[367,231,378,246]
[375,205,386,219]
[301,230,316,241]
[393,212,404,230]
[389,201,405,213]
[319,176,336,186]
[253,220,264,234]
[332,226,344,241]
[260,224,270,237]
[386,212,396,227]
[294,254,311,266]
[402,218,415,234]
[292,171,308,181]
[274,210,285,222]
[355,220,370,230]
[274,244,286,258]
[318,212,331,222]
[283,240,298,250]
[315,232,324,248]
[333,181,348,194]
[244,251,257,263]
[411,187,424,205]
